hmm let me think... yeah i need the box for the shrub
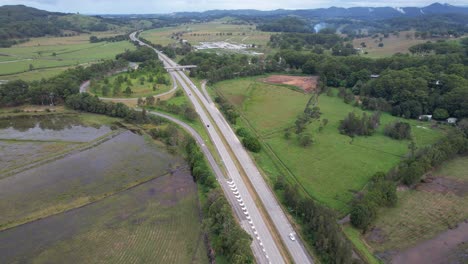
[384,121,412,140]
[433,108,449,120]
[236,127,251,137]
[339,112,380,137]
[242,136,261,152]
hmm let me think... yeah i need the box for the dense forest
[257,17,313,33]
[275,37,468,119]
[179,52,286,83]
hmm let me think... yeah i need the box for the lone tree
[146,95,155,106]
[384,121,412,140]
[299,132,313,147]
[350,199,377,232]
[124,86,132,96]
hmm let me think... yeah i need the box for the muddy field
[262,75,319,93]
[367,159,468,264]
[0,131,179,226]
[391,221,468,264]
[0,168,205,264]
[0,114,207,263]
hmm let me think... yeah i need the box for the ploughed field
[0,114,207,263]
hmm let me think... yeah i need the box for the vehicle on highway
[289,233,296,241]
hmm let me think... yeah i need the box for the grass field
[91,71,172,98]
[0,39,135,80]
[365,156,468,251]
[140,19,272,51]
[213,77,445,212]
[16,31,125,47]
[352,30,451,58]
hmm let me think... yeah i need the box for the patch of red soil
[262,75,319,93]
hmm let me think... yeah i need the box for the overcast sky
[1,0,467,14]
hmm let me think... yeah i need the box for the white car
[289,233,296,241]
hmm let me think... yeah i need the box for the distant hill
[171,2,468,20]
[0,5,122,47]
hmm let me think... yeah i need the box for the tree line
[0,59,128,106]
[180,52,286,84]
[257,17,313,33]
[89,34,129,43]
[185,138,255,263]
[274,178,356,263]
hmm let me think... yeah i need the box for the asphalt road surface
[131,31,313,264]
[144,110,271,263]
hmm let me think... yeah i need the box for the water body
[0,115,111,142]
[0,130,179,226]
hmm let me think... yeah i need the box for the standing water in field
[0,115,111,142]
[0,115,206,263]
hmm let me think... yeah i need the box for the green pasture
[91,71,172,98]
[214,77,445,212]
[0,41,134,79]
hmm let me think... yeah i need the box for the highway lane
[149,40,314,264]
[180,71,313,264]
[143,110,269,263]
[131,31,290,263]
[169,67,284,264]
[130,32,282,263]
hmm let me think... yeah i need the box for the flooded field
[0,131,179,226]
[0,115,111,142]
[0,140,77,173]
[0,168,206,264]
[0,113,207,263]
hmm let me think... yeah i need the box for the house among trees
[447,117,458,124]
[419,114,432,121]
[370,74,380,78]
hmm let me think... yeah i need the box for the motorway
[131,31,313,264]
[144,111,270,263]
